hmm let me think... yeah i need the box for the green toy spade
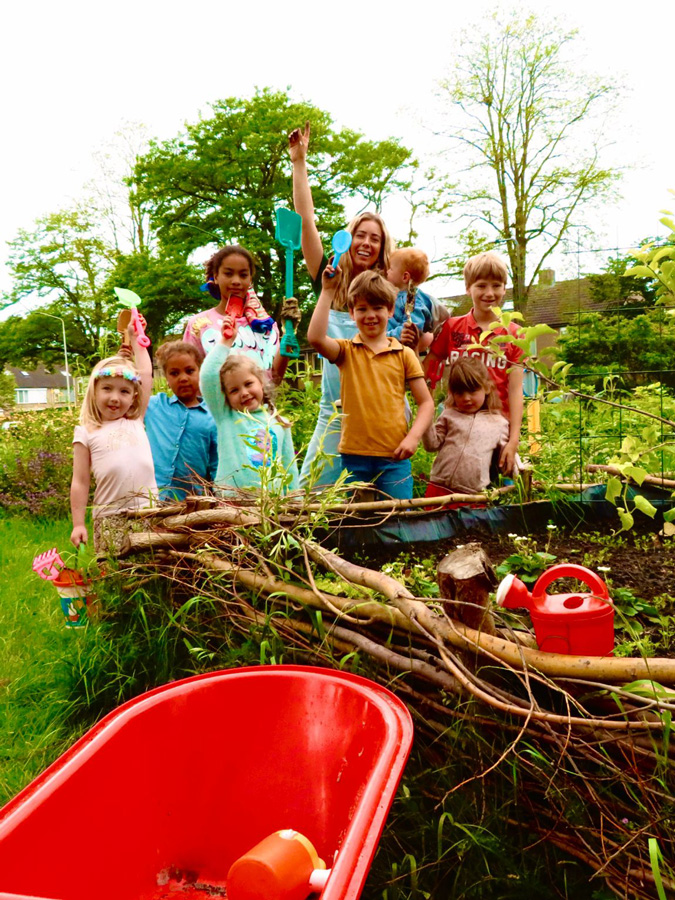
[275,208,302,359]
[114,287,151,347]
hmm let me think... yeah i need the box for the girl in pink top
[422,357,510,497]
[70,327,156,553]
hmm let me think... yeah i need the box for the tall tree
[1,207,117,363]
[438,10,620,308]
[134,88,415,314]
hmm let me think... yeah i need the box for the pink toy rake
[32,547,65,582]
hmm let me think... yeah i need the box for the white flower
[597,566,611,573]
[547,524,557,531]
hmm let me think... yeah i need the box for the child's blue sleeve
[207,417,219,482]
[199,344,230,423]
[388,290,434,339]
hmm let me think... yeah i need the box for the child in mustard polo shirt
[308,265,434,499]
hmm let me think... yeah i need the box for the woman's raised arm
[288,121,325,281]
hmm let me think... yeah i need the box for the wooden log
[587,463,675,489]
[437,543,498,636]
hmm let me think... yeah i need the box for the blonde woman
[289,121,396,486]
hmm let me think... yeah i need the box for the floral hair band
[94,366,141,384]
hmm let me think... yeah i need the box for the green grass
[0,514,87,805]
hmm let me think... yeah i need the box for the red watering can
[496,564,615,656]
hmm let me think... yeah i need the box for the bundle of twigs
[117,493,675,899]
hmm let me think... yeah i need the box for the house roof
[8,365,72,389]
[441,277,614,326]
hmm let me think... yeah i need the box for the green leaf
[624,265,655,279]
[617,508,634,531]
[663,508,675,523]
[523,323,556,340]
[622,679,675,699]
[633,495,657,518]
[605,476,622,504]
[622,465,647,485]
[649,838,668,900]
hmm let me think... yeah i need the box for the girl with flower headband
[70,326,157,553]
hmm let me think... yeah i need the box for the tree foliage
[557,311,675,388]
[438,10,620,308]
[0,371,16,411]
[134,87,415,314]
[625,199,675,307]
[0,207,118,364]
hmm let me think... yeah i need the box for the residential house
[7,365,76,410]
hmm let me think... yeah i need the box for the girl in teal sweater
[199,316,299,493]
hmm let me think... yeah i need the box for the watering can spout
[496,573,533,610]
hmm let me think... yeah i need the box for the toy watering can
[227,829,330,900]
[496,564,615,656]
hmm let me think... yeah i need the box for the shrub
[0,408,77,517]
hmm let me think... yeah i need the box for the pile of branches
[118,492,675,899]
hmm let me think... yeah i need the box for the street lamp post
[33,312,72,409]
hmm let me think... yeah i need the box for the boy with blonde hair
[308,264,434,499]
[423,251,524,473]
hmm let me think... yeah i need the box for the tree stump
[437,543,498,636]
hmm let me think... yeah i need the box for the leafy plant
[495,529,557,585]
[0,408,77,517]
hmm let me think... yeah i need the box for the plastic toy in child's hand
[222,295,246,339]
[33,547,65,581]
[426,357,445,391]
[221,313,239,343]
[114,287,151,348]
[278,296,301,359]
[399,321,420,349]
[405,280,417,323]
[328,229,352,276]
[245,309,276,334]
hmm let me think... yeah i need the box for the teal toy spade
[275,208,302,359]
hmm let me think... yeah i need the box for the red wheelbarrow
[0,666,413,900]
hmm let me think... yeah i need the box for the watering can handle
[532,564,609,601]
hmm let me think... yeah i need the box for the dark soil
[475,529,675,603]
[361,525,675,603]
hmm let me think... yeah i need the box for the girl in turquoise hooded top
[199,315,299,493]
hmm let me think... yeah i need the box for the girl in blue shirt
[145,341,218,501]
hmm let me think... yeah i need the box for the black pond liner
[335,484,675,552]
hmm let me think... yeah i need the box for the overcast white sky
[1,0,673,305]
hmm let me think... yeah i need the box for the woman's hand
[321,264,342,292]
[70,525,88,548]
[288,121,310,164]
